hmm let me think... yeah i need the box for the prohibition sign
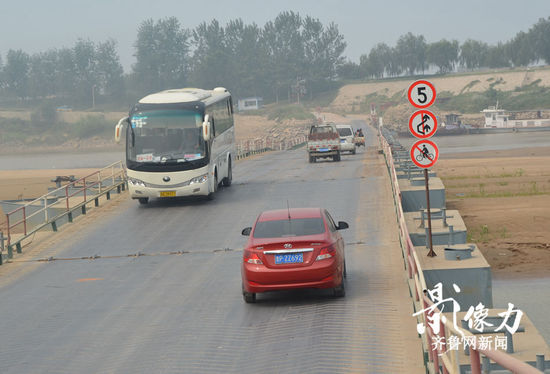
[410,139,439,169]
[408,80,436,109]
[409,110,438,138]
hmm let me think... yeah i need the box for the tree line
[342,17,550,79]
[0,13,549,109]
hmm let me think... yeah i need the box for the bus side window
[211,116,216,137]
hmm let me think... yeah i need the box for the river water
[398,131,550,154]
[0,150,124,170]
[2,131,549,170]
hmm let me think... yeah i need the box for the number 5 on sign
[408,80,436,109]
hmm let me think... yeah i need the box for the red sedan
[241,208,349,303]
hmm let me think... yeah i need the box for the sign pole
[424,169,436,257]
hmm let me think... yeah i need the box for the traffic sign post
[424,168,435,256]
[408,80,438,257]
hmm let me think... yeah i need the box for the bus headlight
[189,174,208,185]
[128,178,146,187]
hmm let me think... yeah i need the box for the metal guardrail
[236,135,308,160]
[379,128,543,374]
[2,161,126,262]
[235,148,270,161]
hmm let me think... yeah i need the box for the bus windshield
[128,109,205,163]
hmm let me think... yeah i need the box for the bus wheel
[138,198,149,205]
[222,159,232,187]
[207,173,218,200]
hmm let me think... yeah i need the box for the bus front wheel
[138,197,149,205]
[222,159,232,187]
[207,173,218,200]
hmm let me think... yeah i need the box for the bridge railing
[236,134,308,160]
[378,128,542,374]
[3,161,126,260]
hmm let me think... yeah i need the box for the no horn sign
[410,139,439,169]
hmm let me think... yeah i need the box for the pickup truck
[307,123,341,163]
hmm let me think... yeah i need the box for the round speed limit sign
[408,80,436,109]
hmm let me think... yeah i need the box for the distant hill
[330,67,550,113]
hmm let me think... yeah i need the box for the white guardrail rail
[236,135,308,160]
[378,127,543,374]
[1,161,126,264]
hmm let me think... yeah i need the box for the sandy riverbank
[0,168,99,231]
[435,146,550,278]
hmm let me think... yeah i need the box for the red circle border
[407,80,437,109]
[409,139,439,169]
[408,110,438,139]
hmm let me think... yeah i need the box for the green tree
[395,33,427,75]
[301,16,346,96]
[56,47,76,99]
[361,43,392,78]
[73,39,98,105]
[28,50,58,98]
[337,60,361,80]
[531,17,550,64]
[4,49,30,98]
[262,11,304,101]
[427,39,459,73]
[224,19,267,97]
[0,54,3,91]
[133,17,190,95]
[507,31,535,67]
[484,43,510,68]
[318,21,347,79]
[96,39,125,99]
[460,39,489,70]
[191,19,231,89]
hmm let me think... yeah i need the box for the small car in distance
[241,208,349,303]
[336,124,356,154]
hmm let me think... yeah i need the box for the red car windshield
[253,218,325,238]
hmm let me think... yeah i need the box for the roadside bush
[30,100,57,125]
[266,104,315,122]
[70,115,111,139]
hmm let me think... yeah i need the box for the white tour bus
[115,87,235,204]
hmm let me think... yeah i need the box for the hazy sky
[1,0,549,72]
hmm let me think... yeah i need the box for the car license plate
[160,191,176,197]
[319,148,329,152]
[340,139,345,143]
[275,253,303,264]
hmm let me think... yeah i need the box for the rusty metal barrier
[379,128,543,374]
[3,161,126,261]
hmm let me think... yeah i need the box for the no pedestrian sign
[408,80,436,109]
[410,139,439,169]
[409,110,438,138]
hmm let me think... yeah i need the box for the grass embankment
[441,167,550,199]
[0,115,114,147]
[238,103,316,122]
[437,79,550,113]
[332,67,550,121]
